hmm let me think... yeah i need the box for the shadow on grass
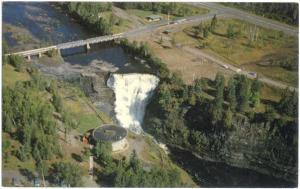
[19,168,35,182]
[71,153,83,162]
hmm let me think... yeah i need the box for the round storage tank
[92,124,128,152]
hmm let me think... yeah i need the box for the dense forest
[117,39,298,183]
[94,141,183,187]
[58,2,117,35]
[223,3,299,26]
[3,49,186,187]
[114,2,201,17]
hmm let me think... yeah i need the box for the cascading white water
[107,73,159,134]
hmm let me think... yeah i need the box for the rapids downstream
[107,73,160,134]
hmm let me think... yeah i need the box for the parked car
[249,72,257,78]
[222,64,229,69]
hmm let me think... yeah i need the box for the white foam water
[107,73,159,134]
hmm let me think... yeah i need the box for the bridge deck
[7,34,123,57]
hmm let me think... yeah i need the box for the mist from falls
[107,73,159,134]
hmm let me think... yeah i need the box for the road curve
[8,4,298,91]
[181,46,297,91]
[192,2,298,37]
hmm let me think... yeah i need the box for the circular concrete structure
[92,124,128,152]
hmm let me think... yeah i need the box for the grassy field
[97,11,134,34]
[171,18,298,86]
[57,83,110,134]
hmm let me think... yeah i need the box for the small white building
[146,15,162,22]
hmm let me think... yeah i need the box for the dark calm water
[168,147,296,187]
[3,2,91,46]
[2,2,129,69]
[2,2,296,187]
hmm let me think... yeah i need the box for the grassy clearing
[171,18,298,86]
[125,4,209,25]
[178,3,210,16]
[76,114,102,134]
[3,64,31,87]
[112,19,132,34]
[58,84,105,134]
[99,11,133,34]
[260,83,283,102]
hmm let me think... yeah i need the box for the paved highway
[9,3,298,90]
[122,4,298,90]
[181,46,297,91]
[123,3,298,91]
[192,2,298,37]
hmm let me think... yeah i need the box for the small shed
[146,15,162,22]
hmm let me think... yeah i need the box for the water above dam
[107,73,160,134]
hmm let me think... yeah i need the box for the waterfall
[107,73,159,134]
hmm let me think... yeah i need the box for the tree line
[223,3,298,26]
[92,140,184,187]
[59,2,119,35]
[140,53,297,181]
[114,2,200,17]
[3,53,185,187]
[3,58,84,186]
[115,37,298,181]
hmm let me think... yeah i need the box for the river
[2,2,296,187]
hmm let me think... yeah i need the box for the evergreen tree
[51,162,83,187]
[227,77,237,111]
[250,78,261,108]
[210,14,217,32]
[236,75,250,112]
[278,89,298,116]
[203,26,209,38]
[223,109,233,128]
[93,141,112,165]
[264,105,277,122]
[227,24,235,39]
[129,150,141,172]
[211,73,225,123]
[194,78,202,95]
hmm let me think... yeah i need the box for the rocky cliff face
[217,117,297,182]
[79,72,115,117]
[144,101,297,185]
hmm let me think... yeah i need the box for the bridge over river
[6,33,124,60]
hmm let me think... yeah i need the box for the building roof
[92,124,127,142]
[146,15,162,20]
